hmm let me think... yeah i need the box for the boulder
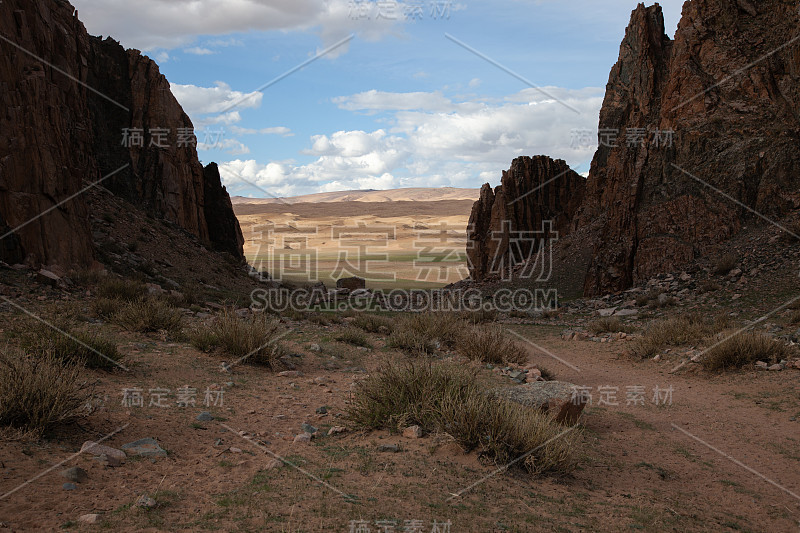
[337,277,366,291]
[489,381,588,424]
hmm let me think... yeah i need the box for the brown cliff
[0,0,243,268]
[580,0,800,295]
[467,0,800,295]
[467,156,585,281]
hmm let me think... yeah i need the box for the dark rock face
[0,0,243,267]
[467,156,585,282]
[580,0,800,295]
[467,0,800,295]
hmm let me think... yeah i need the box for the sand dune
[231,187,481,205]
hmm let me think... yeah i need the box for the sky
[71,0,685,198]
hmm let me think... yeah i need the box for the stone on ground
[489,381,588,424]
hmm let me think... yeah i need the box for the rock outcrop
[0,0,243,268]
[468,0,800,295]
[467,156,585,281]
[580,0,800,295]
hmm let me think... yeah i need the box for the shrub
[114,298,183,334]
[195,309,285,366]
[352,313,395,334]
[0,348,91,435]
[401,312,463,347]
[347,361,579,475]
[455,324,528,365]
[702,332,795,371]
[459,308,498,324]
[21,324,123,370]
[712,253,737,275]
[386,329,437,355]
[335,327,372,348]
[93,297,122,319]
[699,280,720,294]
[632,313,728,358]
[588,317,632,335]
[96,278,148,302]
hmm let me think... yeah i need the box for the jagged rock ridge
[467,156,585,281]
[467,0,800,295]
[0,0,244,267]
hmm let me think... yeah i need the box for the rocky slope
[467,0,800,295]
[467,156,585,281]
[0,0,243,268]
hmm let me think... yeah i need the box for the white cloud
[171,81,262,116]
[71,0,408,55]
[184,46,214,55]
[333,90,455,114]
[230,126,294,137]
[219,85,603,196]
[468,78,481,88]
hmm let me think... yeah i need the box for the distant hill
[231,187,481,205]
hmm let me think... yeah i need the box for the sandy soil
[1,301,798,532]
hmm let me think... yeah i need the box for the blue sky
[72,0,684,198]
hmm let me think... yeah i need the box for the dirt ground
[0,296,798,532]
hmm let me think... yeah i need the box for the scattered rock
[489,381,588,425]
[136,495,157,509]
[265,459,283,470]
[196,412,214,422]
[315,406,328,415]
[378,444,400,453]
[597,307,617,317]
[755,361,769,369]
[36,269,62,287]
[402,425,423,439]
[93,454,121,468]
[121,438,167,458]
[328,426,346,436]
[63,483,77,491]
[336,277,366,291]
[78,514,100,524]
[229,447,242,454]
[61,467,88,483]
[301,423,318,434]
[293,433,312,444]
[768,364,784,371]
[80,441,126,462]
[309,344,321,352]
[278,371,303,378]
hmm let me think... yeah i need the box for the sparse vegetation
[385,328,437,355]
[632,313,728,358]
[702,331,795,371]
[96,278,148,302]
[459,308,498,324]
[0,348,91,435]
[347,361,579,475]
[456,324,528,365]
[334,327,372,348]
[712,252,738,275]
[20,322,123,369]
[114,297,183,334]
[191,309,286,366]
[352,313,394,334]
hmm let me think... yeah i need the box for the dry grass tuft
[96,278,148,302]
[456,324,528,365]
[346,361,579,475]
[0,348,91,435]
[712,253,738,275]
[190,309,285,367]
[631,313,728,358]
[702,331,795,371]
[352,313,395,334]
[20,323,123,370]
[114,297,183,334]
[335,327,372,348]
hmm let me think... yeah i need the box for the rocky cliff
[580,0,800,295]
[0,0,244,268]
[467,156,585,281]
[467,0,800,295]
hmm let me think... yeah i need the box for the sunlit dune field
[233,198,478,289]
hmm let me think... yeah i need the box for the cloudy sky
[72,0,684,198]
